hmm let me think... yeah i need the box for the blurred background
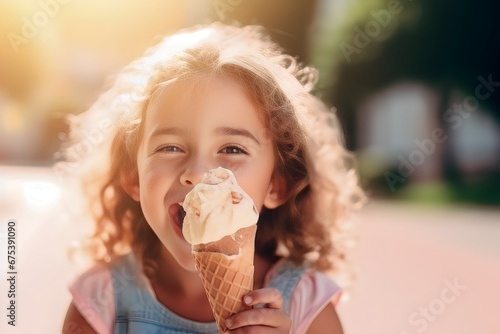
[0,0,499,333]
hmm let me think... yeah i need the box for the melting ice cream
[182,167,258,245]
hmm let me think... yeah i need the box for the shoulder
[306,302,343,334]
[289,268,343,333]
[63,302,99,334]
[67,260,116,334]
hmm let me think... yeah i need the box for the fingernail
[244,295,252,305]
[225,318,233,328]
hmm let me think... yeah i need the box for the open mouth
[169,203,186,230]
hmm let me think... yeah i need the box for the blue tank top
[110,253,305,333]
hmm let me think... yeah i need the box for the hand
[224,288,291,334]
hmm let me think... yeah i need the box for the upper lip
[168,198,186,213]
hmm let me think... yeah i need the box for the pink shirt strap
[289,270,342,333]
[68,263,115,334]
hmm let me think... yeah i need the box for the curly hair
[60,23,365,284]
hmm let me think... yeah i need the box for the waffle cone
[192,225,256,333]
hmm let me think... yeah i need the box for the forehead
[144,75,265,130]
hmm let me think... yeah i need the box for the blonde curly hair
[59,23,365,285]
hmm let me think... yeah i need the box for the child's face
[129,75,280,270]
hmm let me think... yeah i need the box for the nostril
[180,167,206,186]
[180,174,194,186]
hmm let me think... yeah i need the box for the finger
[242,288,284,309]
[225,308,290,330]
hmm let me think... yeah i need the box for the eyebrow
[215,126,261,145]
[149,126,261,145]
[149,127,188,140]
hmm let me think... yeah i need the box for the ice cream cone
[192,225,256,333]
[182,167,259,333]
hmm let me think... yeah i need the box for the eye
[220,145,248,155]
[156,145,184,153]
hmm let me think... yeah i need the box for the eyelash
[220,145,248,155]
[156,145,183,153]
[155,145,248,155]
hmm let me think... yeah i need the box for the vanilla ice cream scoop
[182,167,259,245]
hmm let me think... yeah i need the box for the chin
[177,255,198,272]
[170,244,198,272]
[156,238,197,272]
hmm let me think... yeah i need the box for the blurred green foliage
[311,0,500,206]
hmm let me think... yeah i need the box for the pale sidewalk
[337,201,500,334]
[0,166,499,333]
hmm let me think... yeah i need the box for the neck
[150,246,206,298]
[254,254,274,289]
[145,247,215,322]
[147,247,276,295]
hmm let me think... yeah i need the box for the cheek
[138,168,155,195]
[138,162,171,201]
[246,149,276,204]
[240,172,273,210]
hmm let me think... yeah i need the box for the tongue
[168,204,186,230]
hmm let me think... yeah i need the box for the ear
[263,174,287,209]
[120,168,140,202]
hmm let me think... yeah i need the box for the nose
[179,158,213,186]
[180,168,203,186]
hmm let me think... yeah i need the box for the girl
[61,23,364,334]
